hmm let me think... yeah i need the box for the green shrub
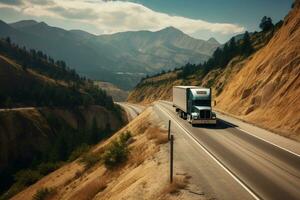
[119,131,132,144]
[79,132,132,170]
[32,187,56,200]
[103,138,130,169]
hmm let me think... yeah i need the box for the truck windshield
[193,100,211,107]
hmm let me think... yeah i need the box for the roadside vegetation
[79,131,132,170]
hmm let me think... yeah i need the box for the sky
[0,0,293,43]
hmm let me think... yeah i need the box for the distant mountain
[207,37,220,46]
[0,20,220,89]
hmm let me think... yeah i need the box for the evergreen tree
[5,37,11,45]
[259,16,274,31]
[228,37,237,56]
[241,31,253,56]
[90,117,99,144]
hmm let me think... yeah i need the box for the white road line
[156,103,261,200]
[219,118,300,158]
[160,100,300,158]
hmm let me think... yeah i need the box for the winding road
[118,101,300,200]
[153,101,300,200]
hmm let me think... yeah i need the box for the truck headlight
[191,112,199,119]
[212,112,216,119]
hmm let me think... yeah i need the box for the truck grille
[199,110,211,119]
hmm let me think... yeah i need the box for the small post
[170,135,174,183]
[168,120,171,140]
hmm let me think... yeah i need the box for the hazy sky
[0,0,293,43]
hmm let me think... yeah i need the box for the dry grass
[71,177,107,200]
[128,142,148,167]
[146,127,169,144]
[159,174,190,198]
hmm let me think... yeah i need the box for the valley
[0,21,220,90]
[0,0,299,200]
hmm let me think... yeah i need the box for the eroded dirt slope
[215,1,300,140]
[128,1,300,141]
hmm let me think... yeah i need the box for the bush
[103,132,132,169]
[103,140,128,168]
[32,187,56,200]
[119,131,132,144]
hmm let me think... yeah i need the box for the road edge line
[156,104,261,200]
[220,120,300,158]
[160,100,300,158]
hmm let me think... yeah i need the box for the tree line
[0,37,84,83]
[0,38,115,110]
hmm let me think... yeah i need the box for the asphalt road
[154,101,300,200]
[116,102,145,121]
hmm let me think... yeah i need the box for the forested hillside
[129,2,300,140]
[0,38,113,109]
[0,38,127,200]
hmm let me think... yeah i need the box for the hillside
[0,40,127,199]
[10,106,201,200]
[128,1,300,140]
[0,20,220,89]
[94,81,129,102]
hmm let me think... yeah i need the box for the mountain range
[0,20,220,89]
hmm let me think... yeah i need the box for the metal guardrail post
[170,134,174,183]
[168,120,171,140]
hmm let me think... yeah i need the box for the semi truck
[173,86,217,125]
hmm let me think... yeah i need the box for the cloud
[48,6,99,19]
[28,0,54,5]
[0,0,245,40]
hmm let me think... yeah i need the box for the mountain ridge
[128,2,299,140]
[0,20,220,89]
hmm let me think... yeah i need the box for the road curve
[154,101,300,200]
[116,102,144,121]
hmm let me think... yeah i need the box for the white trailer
[173,86,217,125]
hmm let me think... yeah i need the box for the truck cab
[172,86,217,125]
[187,88,217,125]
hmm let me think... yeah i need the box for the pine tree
[241,31,253,56]
[259,16,274,31]
[90,117,99,144]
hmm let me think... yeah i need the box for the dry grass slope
[11,107,199,200]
